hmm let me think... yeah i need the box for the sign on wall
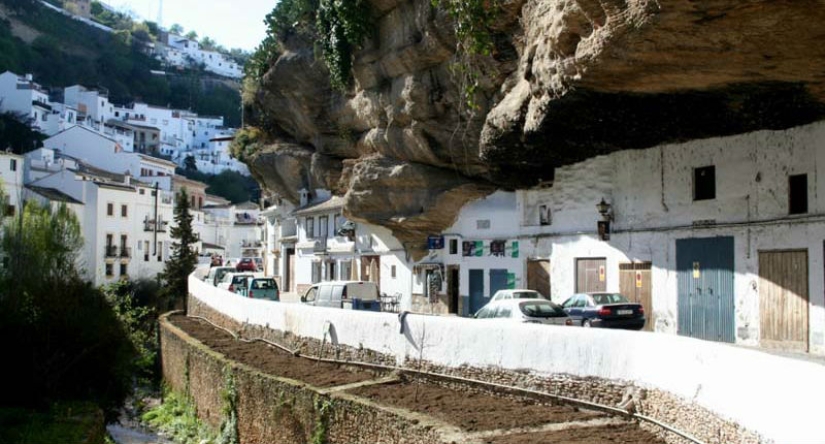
[462,241,484,257]
[427,235,445,250]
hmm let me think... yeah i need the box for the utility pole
[157,0,163,27]
[153,182,159,257]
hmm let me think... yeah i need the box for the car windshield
[592,293,630,305]
[520,301,567,318]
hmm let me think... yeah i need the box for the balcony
[105,245,118,258]
[143,218,169,232]
[313,237,328,253]
[241,240,262,248]
[119,247,131,259]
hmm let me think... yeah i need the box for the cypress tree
[161,188,198,312]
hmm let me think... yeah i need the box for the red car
[235,258,257,272]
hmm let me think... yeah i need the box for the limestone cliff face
[245,0,825,259]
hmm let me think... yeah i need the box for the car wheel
[583,320,592,328]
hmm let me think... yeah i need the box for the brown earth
[170,314,667,443]
[483,423,665,444]
[349,380,602,432]
[169,315,376,388]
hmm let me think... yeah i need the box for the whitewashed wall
[189,274,825,444]
[519,121,825,353]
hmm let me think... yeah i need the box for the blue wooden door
[677,237,735,343]
[490,269,509,296]
[469,269,485,315]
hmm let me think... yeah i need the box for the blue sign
[427,235,445,250]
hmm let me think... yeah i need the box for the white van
[300,281,380,311]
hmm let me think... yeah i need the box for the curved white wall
[190,273,825,443]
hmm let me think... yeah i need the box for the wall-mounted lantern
[597,198,612,241]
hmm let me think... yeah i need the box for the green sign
[474,241,483,256]
[511,241,519,258]
[507,273,516,289]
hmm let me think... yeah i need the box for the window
[121,204,128,218]
[789,174,808,215]
[693,166,716,201]
[477,219,491,229]
[4,205,14,218]
[9,159,16,171]
[107,203,114,216]
[120,263,127,276]
[319,216,329,238]
[139,189,145,195]
[304,287,317,303]
[105,263,114,277]
[449,239,458,255]
[391,265,397,278]
[306,217,315,239]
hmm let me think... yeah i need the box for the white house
[43,127,177,190]
[198,201,262,261]
[161,35,243,79]
[387,120,825,355]
[0,71,56,134]
[0,151,24,220]
[26,159,174,286]
[64,85,116,125]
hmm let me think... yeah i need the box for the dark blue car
[561,293,646,330]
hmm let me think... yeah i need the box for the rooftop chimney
[299,188,310,207]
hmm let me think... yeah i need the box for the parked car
[236,258,257,272]
[561,292,646,330]
[474,298,572,325]
[204,266,235,287]
[490,289,549,303]
[301,281,380,311]
[236,277,279,301]
[217,272,256,293]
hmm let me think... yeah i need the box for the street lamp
[596,198,613,221]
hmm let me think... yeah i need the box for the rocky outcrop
[245,0,825,258]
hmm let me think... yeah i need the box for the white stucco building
[24,153,175,286]
[0,151,24,220]
[394,120,825,355]
[0,71,58,134]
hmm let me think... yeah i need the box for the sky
[104,0,275,51]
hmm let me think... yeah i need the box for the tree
[161,188,198,311]
[169,23,184,35]
[200,36,215,50]
[0,200,135,420]
[185,30,198,41]
[184,154,197,171]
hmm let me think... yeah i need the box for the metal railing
[105,245,118,258]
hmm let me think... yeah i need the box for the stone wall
[161,312,447,443]
[185,295,762,444]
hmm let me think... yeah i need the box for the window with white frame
[306,217,315,239]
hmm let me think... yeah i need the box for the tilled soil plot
[349,381,603,432]
[170,315,376,388]
[171,315,667,443]
[482,422,666,444]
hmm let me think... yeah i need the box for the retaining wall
[187,273,825,443]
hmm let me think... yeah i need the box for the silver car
[474,298,572,325]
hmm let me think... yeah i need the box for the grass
[141,389,216,444]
